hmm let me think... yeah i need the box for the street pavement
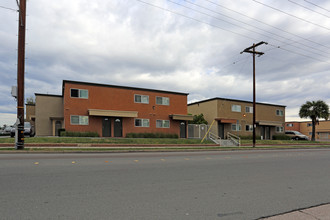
[1,149,330,219]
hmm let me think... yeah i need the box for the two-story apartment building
[34,80,193,138]
[285,121,330,140]
[188,98,286,139]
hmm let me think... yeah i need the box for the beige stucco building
[35,94,64,136]
[188,98,286,140]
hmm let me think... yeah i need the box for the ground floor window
[231,124,241,131]
[276,126,284,133]
[135,118,150,127]
[156,120,170,128]
[245,124,253,132]
[70,115,88,125]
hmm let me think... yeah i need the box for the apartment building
[285,121,330,140]
[188,98,286,139]
[34,80,192,137]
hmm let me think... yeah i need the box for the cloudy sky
[1,0,329,125]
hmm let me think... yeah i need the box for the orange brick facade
[63,81,190,137]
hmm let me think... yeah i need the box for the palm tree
[299,100,329,141]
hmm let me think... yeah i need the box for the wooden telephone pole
[241,41,267,148]
[16,0,27,150]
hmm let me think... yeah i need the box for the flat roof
[188,97,286,108]
[62,80,189,96]
[35,93,63,98]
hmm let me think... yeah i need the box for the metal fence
[188,124,209,139]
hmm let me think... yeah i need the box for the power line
[182,0,330,57]
[304,0,330,13]
[252,0,330,31]
[288,0,330,19]
[0,5,18,12]
[136,0,330,63]
[203,0,330,50]
[136,0,258,41]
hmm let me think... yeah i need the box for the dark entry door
[55,121,62,136]
[114,118,122,137]
[218,123,225,139]
[261,126,271,140]
[180,121,186,138]
[102,117,111,137]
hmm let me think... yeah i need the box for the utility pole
[16,0,27,150]
[240,41,267,148]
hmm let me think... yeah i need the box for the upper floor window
[135,118,150,127]
[231,104,241,112]
[276,109,284,116]
[134,94,149,104]
[71,115,88,125]
[156,96,169,105]
[245,106,253,113]
[286,123,293,127]
[307,123,312,127]
[71,89,88,99]
[156,120,170,128]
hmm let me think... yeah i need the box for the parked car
[285,130,309,140]
[10,122,35,137]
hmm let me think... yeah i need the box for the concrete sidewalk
[261,203,330,220]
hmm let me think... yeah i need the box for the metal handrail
[227,132,241,146]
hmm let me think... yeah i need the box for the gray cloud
[1,0,329,125]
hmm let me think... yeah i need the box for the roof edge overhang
[215,118,237,124]
[257,121,284,126]
[89,109,138,118]
[170,114,194,121]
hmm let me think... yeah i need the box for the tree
[26,96,35,104]
[299,100,329,141]
[189,113,208,125]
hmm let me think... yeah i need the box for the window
[231,124,241,131]
[307,123,312,127]
[286,123,293,127]
[245,106,253,113]
[70,89,88,99]
[135,119,150,127]
[276,126,284,133]
[156,96,169,105]
[70,115,88,125]
[276,109,284,116]
[134,94,149,104]
[246,125,253,132]
[231,105,241,112]
[156,120,170,128]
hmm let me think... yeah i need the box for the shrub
[61,131,99,137]
[239,135,261,140]
[126,133,178,138]
[272,134,291,140]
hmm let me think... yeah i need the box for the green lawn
[240,139,330,145]
[0,137,215,145]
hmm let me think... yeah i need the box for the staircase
[208,132,241,147]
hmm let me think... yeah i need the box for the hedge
[126,133,178,138]
[60,131,99,137]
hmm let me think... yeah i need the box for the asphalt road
[1,149,330,220]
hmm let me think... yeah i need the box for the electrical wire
[304,0,330,13]
[252,0,330,31]
[0,5,18,11]
[288,0,330,19]
[203,0,330,50]
[183,0,330,57]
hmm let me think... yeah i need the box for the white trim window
[231,104,241,112]
[245,106,253,113]
[286,123,293,127]
[70,88,88,99]
[231,124,241,131]
[276,109,284,116]
[70,115,89,125]
[276,126,284,133]
[156,120,170,128]
[134,94,149,104]
[246,124,253,132]
[156,96,169,105]
[135,118,150,127]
